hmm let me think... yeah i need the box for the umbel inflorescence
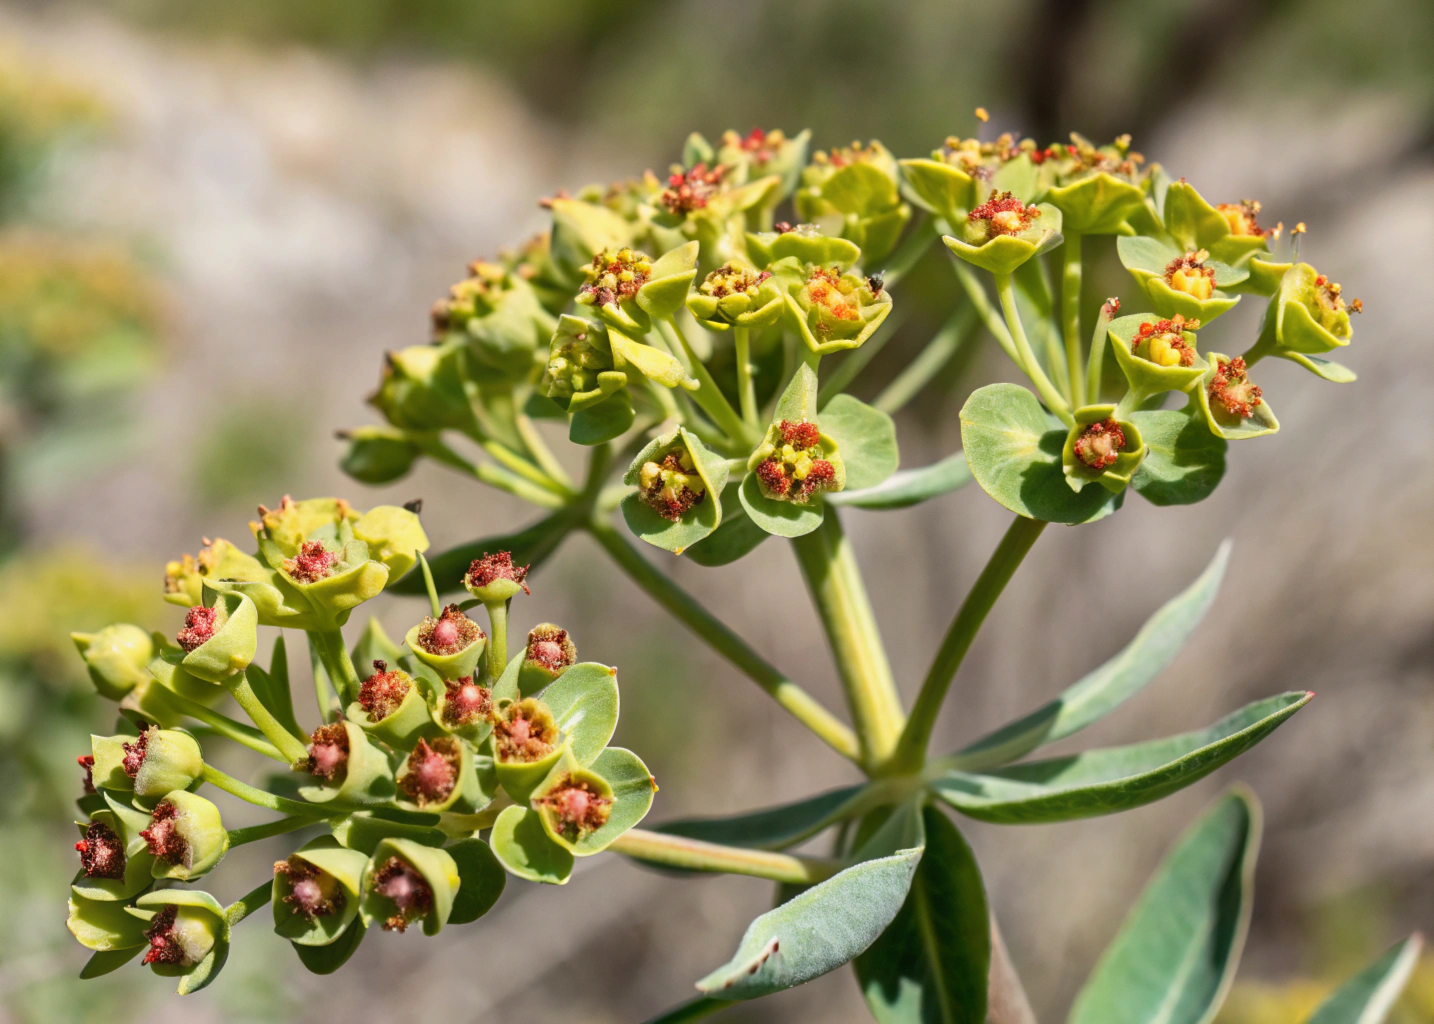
[68,118,1389,1021]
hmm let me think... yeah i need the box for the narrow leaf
[828,452,972,510]
[930,692,1310,824]
[1068,788,1261,1024]
[952,541,1231,771]
[1307,935,1424,1024]
[855,806,990,1024]
[389,511,574,596]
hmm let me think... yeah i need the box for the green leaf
[569,746,657,854]
[952,541,1231,771]
[1068,788,1260,1024]
[657,784,865,851]
[739,471,825,538]
[293,920,365,975]
[855,806,989,1024]
[828,452,972,510]
[930,692,1310,824]
[80,946,144,979]
[389,510,574,596]
[1307,936,1424,1024]
[621,427,729,555]
[775,362,820,423]
[1130,407,1227,506]
[695,845,924,1000]
[570,391,635,445]
[820,394,899,491]
[532,662,619,766]
[642,997,732,1024]
[489,805,573,884]
[685,482,769,566]
[447,837,506,925]
[1282,351,1358,383]
[959,383,1118,524]
[244,635,301,738]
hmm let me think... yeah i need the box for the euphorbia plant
[66,118,1420,1022]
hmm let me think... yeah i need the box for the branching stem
[610,828,843,885]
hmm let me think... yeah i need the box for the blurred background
[1,0,1431,1020]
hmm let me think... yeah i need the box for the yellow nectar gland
[638,448,706,521]
[1164,249,1215,300]
[804,267,861,322]
[1134,316,1199,368]
[580,248,652,307]
[1215,200,1266,237]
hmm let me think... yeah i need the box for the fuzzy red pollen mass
[176,605,218,653]
[1073,419,1126,470]
[416,604,482,656]
[755,459,791,497]
[442,676,491,727]
[398,737,460,807]
[779,420,821,450]
[121,728,150,778]
[465,551,530,594]
[371,857,433,932]
[142,906,186,965]
[141,802,186,865]
[538,775,613,840]
[359,661,411,721]
[304,723,349,782]
[284,541,337,584]
[276,856,344,921]
[76,821,126,879]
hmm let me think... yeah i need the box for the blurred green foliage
[190,398,309,511]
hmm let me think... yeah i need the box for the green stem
[485,600,509,678]
[587,518,860,762]
[995,272,1074,426]
[514,411,573,490]
[224,880,276,926]
[893,515,1047,770]
[733,326,758,429]
[949,258,1022,366]
[313,629,361,707]
[610,828,843,885]
[790,512,905,770]
[666,317,754,447]
[1061,232,1085,403]
[307,633,341,721]
[201,764,339,818]
[417,436,567,509]
[1085,298,1118,405]
[879,213,937,286]
[1114,387,1141,420]
[223,672,310,764]
[478,437,573,497]
[873,303,975,415]
[417,552,441,618]
[228,816,320,847]
[817,306,909,407]
[141,684,285,762]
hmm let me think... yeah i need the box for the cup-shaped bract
[574,241,699,334]
[621,426,731,554]
[72,623,153,701]
[118,727,204,801]
[687,261,784,331]
[542,313,626,413]
[174,592,257,685]
[1195,353,1280,440]
[133,889,230,993]
[795,140,911,264]
[1109,313,1210,399]
[519,624,577,695]
[463,550,530,605]
[1161,179,1273,268]
[272,538,389,630]
[272,836,369,947]
[359,837,460,937]
[346,660,434,751]
[943,193,1062,276]
[780,260,892,355]
[430,258,550,380]
[746,417,846,506]
[1262,261,1359,358]
[142,791,229,882]
[745,224,863,271]
[368,340,476,434]
[1061,405,1147,494]
[531,755,615,856]
[395,735,489,814]
[1116,236,1246,324]
[653,161,782,270]
[900,131,1039,224]
[72,797,156,902]
[492,696,565,802]
[1036,132,1150,235]
[351,505,429,584]
[434,675,494,741]
[713,127,810,206]
[163,537,270,609]
[297,720,396,805]
[405,604,486,681]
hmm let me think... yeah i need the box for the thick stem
[791,512,905,770]
[996,273,1074,426]
[1114,387,1142,420]
[610,829,843,884]
[1084,299,1118,405]
[587,518,860,762]
[666,317,755,447]
[1061,232,1085,404]
[873,303,976,415]
[223,672,310,764]
[733,326,758,429]
[224,880,276,926]
[313,629,361,707]
[140,684,285,762]
[893,515,1047,770]
[228,816,320,848]
[307,633,341,722]
[485,599,509,678]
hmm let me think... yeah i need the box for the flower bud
[359,837,459,936]
[781,262,892,355]
[1061,405,1147,495]
[519,624,576,694]
[542,313,626,413]
[297,720,395,805]
[142,791,229,881]
[463,550,530,604]
[405,604,486,680]
[347,660,433,750]
[1037,133,1149,235]
[432,259,549,379]
[273,836,368,946]
[351,504,429,583]
[71,623,153,701]
[532,765,614,855]
[117,726,205,801]
[747,418,846,505]
[367,340,476,434]
[492,696,564,801]
[338,426,419,485]
[163,537,268,608]
[175,592,257,684]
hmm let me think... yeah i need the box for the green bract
[741,365,846,537]
[1196,354,1280,440]
[942,199,1062,276]
[431,259,551,380]
[178,592,257,684]
[1062,405,1147,495]
[574,241,699,334]
[346,662,434,750]
[1247,261,1360,381]
[899,132,1040,224]
[1161,179,1273,267]
[687,260,785,330]
[72,623,153,700]
[272,836,368,947]
[338,425,419,485]
[359,837,460,937]
[297,720,395,805]
[1035,132,1149,234]
[146,790,229,882]
[780,260,892,355]
[1116,235,1246,323]
[369,340,477,434]
[542,313,625,413]
[621,426,730,554]
[1109,312,1209,400]
[745,224,862,271]
[795,140,911,264]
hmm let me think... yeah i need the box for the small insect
[867,272,885,296]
